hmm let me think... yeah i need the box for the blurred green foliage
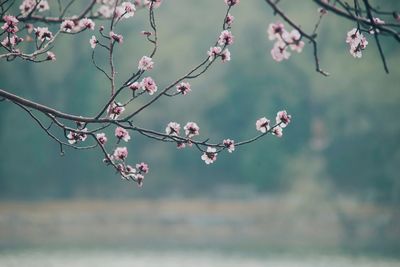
[0,0,399,201]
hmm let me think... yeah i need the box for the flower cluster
[34,27,53,42]
[207,32,233,63]
[1,15,19,34]
[267,22,304,62]
[67,128,88,144]
[118,162,149,187]
[256,110,291,137]
[128,77,158,95]
[1,16,24,50]
[163,121,200,149]
[163,121,237,164]
[346,28,368,58]
[1,35,23,49]
[19,0,50,16]
[59,18,95,33]
[1,0,298,188]
[95,126,149,187]
[97,0,137,19]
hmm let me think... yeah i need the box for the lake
[0,249,399,267]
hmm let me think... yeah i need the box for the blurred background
[0,0,400,266]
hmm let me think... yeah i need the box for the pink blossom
[208,46,222,61]
[346,28,359,44]
[122,2,136,12]
[1,35,23,48]
[267,22,285,41]
[115,127,131,142]
[125,165,136,174]
[136,162,149,174]
[141,77,157,95]
[46,51,56,61]
[115,6,124,18]
[117,2,136,19]
[177,142,186,149]
[90,35,97,49]
[19,0,49,15]
[110,31,123,43]
[67,131,79,144]
[107,102,125,119]
[184,122,200,138]
[79,18,95,30]
[19,0,36,16]
[221,49,231,62]
[1,15,19,34]
[117,163,125,173]
[225,14,234,27]
[129,82,141,91]
[218,30,234,46]
[144,0,163,8]
[37,0,49,12]
[96,133,108,145]
[285,30,304,53]
[26,23,34,33]
[272,126,283,137]
[165,122,181,136]
[114,147,128,160]
[350,48,362,58]
[276,110,291,127]
[372,17,385,25]
[138,56,154,71]
[97,5,113,18]
[346,28,368,58]
[135,173,144,187]
[67,128,87,144]
[223,139,235,153]
[318,8,327,15]
[271,41,290,62]
[176,82,191,95]
[256,117,270,133]
[1,37,12,48]
[34,27,53,42]
[201,147,217,164]
[60,20,75,32]
[224,0,240,6]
